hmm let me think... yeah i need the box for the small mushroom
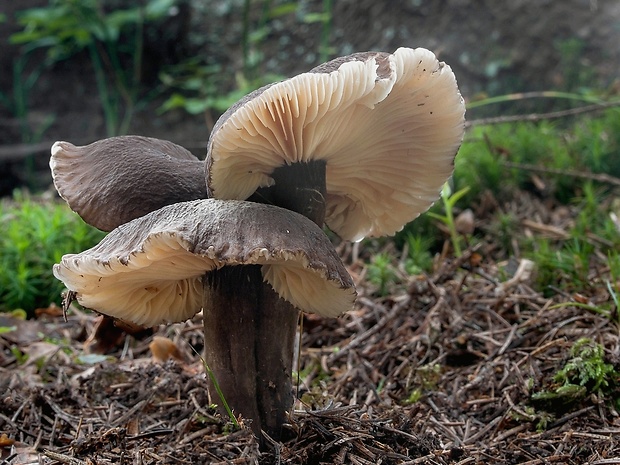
[206,47,465,241]
[53,198,356,439]
[51,136,207,231]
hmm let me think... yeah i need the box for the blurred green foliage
[3,0,337,134]
[390,107,620,303]
[0,192,105,315]
[10,0,177,136]
[157,0,334,117]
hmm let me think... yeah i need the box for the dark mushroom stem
[202,266,298,439]
[202,160,327,445]
[253,160,327,226]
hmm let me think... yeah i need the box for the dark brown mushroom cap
[50,136,207,231]
[53,199,356,327]
[206,47,466,241]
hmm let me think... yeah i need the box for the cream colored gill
[262,262,356,317]
[209,55,396,200]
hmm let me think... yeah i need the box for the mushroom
[51,46,465,446]
[51,136,207,231]
[53,198,356,439]
[198,46,464,440]
[206,47,466,241]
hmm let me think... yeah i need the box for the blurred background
[1,0,619,196]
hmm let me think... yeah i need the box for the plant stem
[242,0,251,78]
[443,195,462,257]
[466,90,605,110]
[320,0,332,62]
[88,42,117,137]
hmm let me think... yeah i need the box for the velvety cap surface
[51,136,207,231]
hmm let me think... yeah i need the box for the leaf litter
[2,188,620,464]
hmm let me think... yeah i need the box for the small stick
[43,450,88,465]
[502,161,620,187]
[466,100,620,128]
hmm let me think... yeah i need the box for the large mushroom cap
[206,47,466,241]
[51,136,207,231]
[53,199,356,327]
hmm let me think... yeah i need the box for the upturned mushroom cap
[53,199,356,326]
[51,136,207,231]
[206,47,466,241]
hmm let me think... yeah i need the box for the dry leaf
[0,433,15,447]
[22,341,71,367]
[455,208,475,235]
[149,336,184,363]
[34,303,64,319]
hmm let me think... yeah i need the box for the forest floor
[2,2,620,463]
[2,186,620,465]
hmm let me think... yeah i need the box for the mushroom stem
[202,161,328,447]
[253,160,327,227]
[202,266,298,443]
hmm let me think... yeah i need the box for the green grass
[367,252,400,297]
[382,108,620,307]
[454,108,620,204]
[0,192,106,315]
[426,184,471,257]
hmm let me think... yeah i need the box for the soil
[1,1,620,464]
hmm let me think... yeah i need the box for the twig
[261,429,280,465]
[517,456,572,465]
[548,405,595,429]
[462,415,503,445]
[327,299,403,363]
[398,450,454,464]
[502,161,620,187]
[110,397,152,427]
[520,219,570,239]
[43,450,88,465]
[466,100,620,128]
[0,141,63,161]
[42,394,94,426]
[491,424,528,443]
[127,429,174,441]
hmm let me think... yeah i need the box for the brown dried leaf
[149,336,184,363]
